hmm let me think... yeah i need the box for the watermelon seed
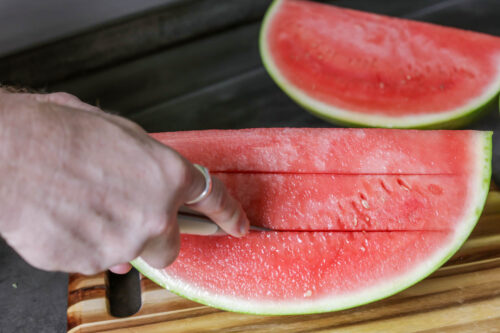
[361,200,369,209]
[397,178,411,190]
[380,179,392,193]
[304,290,312,297]
[361,200,370,209]
[359,193,370,209]
[428,184,443,195]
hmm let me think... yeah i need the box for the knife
[178,207,269,236]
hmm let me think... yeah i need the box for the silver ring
[185,164,213,205]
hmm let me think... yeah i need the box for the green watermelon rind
[259,0,500,129]
[131,132,492,315]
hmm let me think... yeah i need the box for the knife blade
[178,209,269,236]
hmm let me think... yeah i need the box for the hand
[0,89,249,275]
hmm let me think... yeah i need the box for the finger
[139,219,180,269]
[184,166,249,237]
[109,263,132,274]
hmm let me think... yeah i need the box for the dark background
[0,0,499,331]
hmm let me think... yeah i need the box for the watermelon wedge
[132,128,492,315]
[260,0,500,128]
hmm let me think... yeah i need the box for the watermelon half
[260,0,500,128]
[132,128,492,315]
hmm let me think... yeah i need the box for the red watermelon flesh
[170,232,449,300]
[260,0,500,128]
[133,128,491,314]
[158,129,473,231]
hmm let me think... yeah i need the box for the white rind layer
[259,0,500,129]
[132,132,492,315]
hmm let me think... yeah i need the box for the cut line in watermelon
[132,128,492,315]
[260,0,500,128]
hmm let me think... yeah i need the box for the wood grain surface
[67,190,500,333]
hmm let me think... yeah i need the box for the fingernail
[239,216,249,236]
[109,263,132,275]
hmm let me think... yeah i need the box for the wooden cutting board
[67,190,500,332]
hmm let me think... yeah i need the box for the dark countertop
[0,0,499,332]
[0,240,67,332]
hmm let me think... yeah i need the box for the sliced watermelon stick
[132,128,492,315]
[260,0,500,128]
